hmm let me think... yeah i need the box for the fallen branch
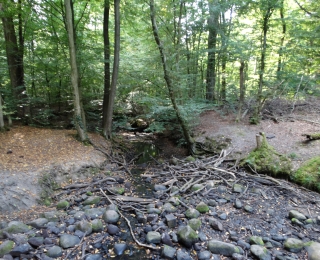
[100,188,160,250]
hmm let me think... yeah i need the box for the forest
[1,1,320,259]
[0,0,319,151]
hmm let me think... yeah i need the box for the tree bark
[150,0,195,154]
[236,60,246,122]
[277,0,286,79]
[254,6,273,123]
[64,0,87,142]
[0,2,27,118]
[0,93,4,131]
[206,0,219,101]
[102,0,111,134]
[103,0,120,139]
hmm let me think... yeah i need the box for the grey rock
[82,196,101,206]
[147,208,161,214]
[0,240,14,257]
[171,232,178,243]
[114,243,127,256]
[102,210,120,224]
[208,199,218,207]
[146,231,161,244]
[188,218,201,230]
[176,249,192,260]
[40,211,66,222]
[75,220,92,235]
[162,245,176,259]
[47,246,63,258]
[292,218,304,226]
[196,202,209,213]
[177,225,198,248]
[27,218,48,229]
[233,184,244,193]
[10,243,33,257]
[250,236,264,245]
[232,253,245,259]
[198,231,207,242]
[244,205,254,213]
[74,211,86,220]
[250,245,271,260]
[154,184,167,191]
[0,221,8,229]
[28,237,44,248]
[305,241,320,260]
[56,200,69,210]
[284,238,304,253]
[207,240,242,256]
[162,232,174,247]
[219,213,227,220]
[5,221,30,234]
[85,254,102,260]
[288,210,306,221]
[165,213,177,228]
[163,202,177,213]
[234,199,242,209]
[91,219,103,232]
[185,208,200,219]
[85,208,104,219]
[107,224,119,235]
[59,234,80,249]
[198,250,212,260]
[209,218,223,231]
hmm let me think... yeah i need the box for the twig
[100,188,160,250]
[64,232,87,259]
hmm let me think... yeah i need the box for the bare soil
[195,102,320,170]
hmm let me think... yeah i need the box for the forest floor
[0,97,319,228]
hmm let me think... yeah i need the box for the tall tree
[102,0,111,136]
[64,0,87,141]
[150,0,195,154]
[0,92,4,130]
[206,0,220,101]
[102,0,120,139]
[0,1,28,117]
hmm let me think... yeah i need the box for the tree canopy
[0,0,318,146]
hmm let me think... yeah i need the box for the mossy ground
[291,156,320,192]
[242,133,292,177]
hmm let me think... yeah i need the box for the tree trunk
[254,7,273,123]
[0,2,27,118]
[64,0,87,142]
[150,0,195,154]
[103,0,120,139]
[277,0,286,79]
[0,93,4,131]
[236,60,246,122]
[102,0,111,134]
[206,0,219,101]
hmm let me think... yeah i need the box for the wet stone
[244,205,254,213]
[185,208,200,219]
[209,218,223,231]
[102,210,120,224]
[28,237,44,248]
[10,243,33,257]
[250,245,271,260]
[198,250,212,260]
[75,220,92,236]
[233,184,244,193]
[283,238,304,253]
[305,242,320,260]
[74,211,86,220]
[46,246,63,258]
[28,218,48,229]
[177,225,198,248]
[165,213,177,228]
[0,240,15,257]
[162,245,176,259]
[85,254,102,260]
[176,249,193,260]
[107,224,119,235]
[85,208,104,219]
[219,213,227,220]
[207,240,242,256]
[161,232,174,247]
[196,202,209,213]
[234,199,242,209]
[91,219,103,232]
[163,202,177,213]
[146,231,161,244]
[82,196,101,206]
[250,236,264,246]
[114,243,127,256]
[59,234,80,249]
[288,210,306,221]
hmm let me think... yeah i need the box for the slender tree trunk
[0,2,27,118]
[255,7,273,122]
[102,0,111,133]
[236,60,246,122]
[0,93,4,131]
[64,0,87,141]
[150,0,195,154]
[206,0,219,101]
[277,1,286,79]
[103,0,120,139]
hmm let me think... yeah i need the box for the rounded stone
[47,246,63,258]
[102,210,120,224]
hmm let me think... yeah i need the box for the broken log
[302,133,320,140]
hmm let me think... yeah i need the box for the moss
[242,132,292,177]
[292,156,320,192]
[196,202,209,213]
[0,240,15,257]
[56,200,69,210]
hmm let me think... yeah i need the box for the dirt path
[0,126,107,213]
[195,110,320,170]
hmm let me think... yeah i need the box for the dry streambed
[1,155,320,260]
